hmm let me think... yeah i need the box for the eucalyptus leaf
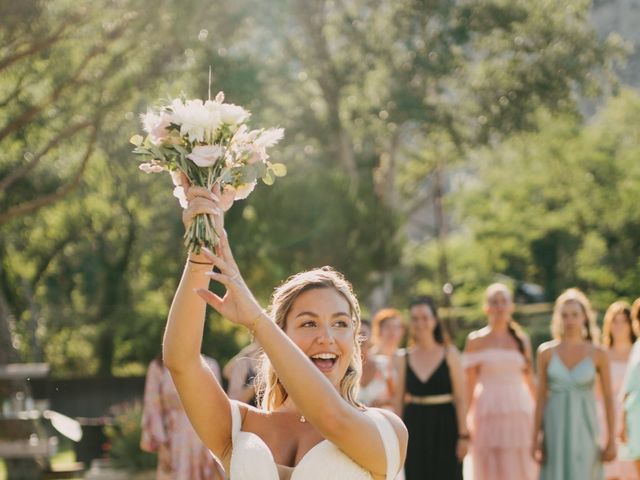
[271,163,287,177]
[129,134,143,146]
[262,171,275,185]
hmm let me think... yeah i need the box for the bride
[162,182,407,479]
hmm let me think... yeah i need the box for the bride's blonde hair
[255,266,363,411]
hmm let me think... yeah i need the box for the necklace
[299,415,306,423]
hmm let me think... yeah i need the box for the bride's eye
[334,320,349,328]
[301,320,316,327]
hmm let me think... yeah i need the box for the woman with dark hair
[463,283,537,480]
[533,288,616,480]
[598,301,638,480]
[393,296,467,479]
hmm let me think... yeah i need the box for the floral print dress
[140,358,224,479]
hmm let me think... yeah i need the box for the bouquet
[130,92,285,253]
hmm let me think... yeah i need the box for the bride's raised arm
[162,184,234,462]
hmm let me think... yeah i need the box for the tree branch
[0,125,98,225]
[0,17,130,143]
[0,120,93,192]
[0,17,74,73]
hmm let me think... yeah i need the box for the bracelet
[249,311,265,340]
[188,259,214,265]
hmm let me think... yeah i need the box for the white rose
[187,145,225,168]
[218,103,250,125]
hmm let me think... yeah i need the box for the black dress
[403,351,463,480]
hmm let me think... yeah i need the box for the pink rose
[187,145,225,168]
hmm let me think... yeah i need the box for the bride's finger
[201,247,234,275]
[195,288,224,310]
[186,186,220,203]
[203,271,240,290]
[218,229,239,268]
[180,172,191,190]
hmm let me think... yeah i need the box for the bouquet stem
[184,213,219,254]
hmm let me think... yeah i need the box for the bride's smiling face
[285,287,355,387]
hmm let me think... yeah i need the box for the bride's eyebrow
[294,311,351,318]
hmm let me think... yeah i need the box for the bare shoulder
[445,344,462,362]
[592,344,608,363]
[370,408,408,446]
[465,327,490,351]
[537,340,558,359]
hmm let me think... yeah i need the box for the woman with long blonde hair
[162,182,407,480]
[619,298,640,476]
[598,301,638,480]
[533,288,616,480]
[463,283,537,480]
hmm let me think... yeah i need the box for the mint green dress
[620,340,640,460]
[540,351,603,480]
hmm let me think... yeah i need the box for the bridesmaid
[599,301,638,480]
[394,296,467,480]
[533,288,616,480]
[464,283,537,480]
[359,320,395,408]
[141,355,225,479]
[620,298,640,476]
[369,308,406,409]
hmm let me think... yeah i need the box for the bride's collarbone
[244,412,324,467]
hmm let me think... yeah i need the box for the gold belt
[404,393,453,405]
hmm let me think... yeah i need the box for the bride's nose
[316,324,336,344]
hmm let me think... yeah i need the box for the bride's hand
[195,229,264,329]
[180,174,236,235]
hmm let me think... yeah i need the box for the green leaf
[262,171,275,185]
[240,166,257,184]
[271,163,287,177]
[129,134,143,146]
[173,145,189,157]
[252,162,268,178]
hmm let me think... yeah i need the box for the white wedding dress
[227,400,400,479]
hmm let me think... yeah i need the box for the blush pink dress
[597,359,639,480]
[463,349,538,480]
[140,358,224,480]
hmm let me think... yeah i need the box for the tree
[460,89,640,307]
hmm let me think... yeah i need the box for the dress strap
[229,400,242,440]
[365,409,401,480]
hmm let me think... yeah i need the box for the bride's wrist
[186,252,213,272]
[249,310,269,339]
[187,251,213,264]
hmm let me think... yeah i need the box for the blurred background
[1,0,639,477]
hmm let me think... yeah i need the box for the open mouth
[310,352,338,372]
